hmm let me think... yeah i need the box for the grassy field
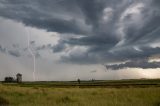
[0,79,160,106]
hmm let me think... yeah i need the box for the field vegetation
[0,79,160,106]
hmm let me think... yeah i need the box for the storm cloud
[0,0,160,70]
[106,59,160,70]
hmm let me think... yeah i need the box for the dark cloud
[23,18,88,34]
[61,52,98,64]
[12,44,19,48]
[0,44,21,57]
[76,0,106,26]
[35,44,54,51]
[52,40,66,53]
[107,47,160,62]
[124,13,160,45]
[8,50,21,57]
[0,0,90,35]
[106,59,160,70]
[0,45,6,53]
[30,41,35,45]
[36,45,46,51]
[0,42,47,58]
[64,35,118,46]
[0,0,160,69]
[53,0,160,66]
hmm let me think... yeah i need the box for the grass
[3,79,160,88]
[0,81,160,106]
[0,79,160,106]
[0,96,9,106]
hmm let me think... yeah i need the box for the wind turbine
[25,27,36,81]
[101,64,108,72]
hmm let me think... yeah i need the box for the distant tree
[77,78,80,84]
[91,79,95,82]
[4,77,14,82]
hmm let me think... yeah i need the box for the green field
[0,79,160,106]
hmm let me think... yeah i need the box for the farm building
[16,73,22,83]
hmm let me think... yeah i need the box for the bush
[56,96,74,103]
[0,96,9,106]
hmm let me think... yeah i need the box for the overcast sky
[0,0,160,81]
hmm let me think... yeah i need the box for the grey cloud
[61,52,98,64]
[0,45,6,53]
[106,59,160,70]
[124,13,160,45]
[12,44,19,48]
[8,50,21,57]
[0,44,21,57]
[60,46,160,65]
[58,0,160,65]
[76,0,106,26]
[0,0,160,68]
[30,41,35,45]
[35,44,53,51]
[36,45,47,51]
[107,47,160,62]
[90,70,97,73]
[53,44,66,53]
[0,0,90,35]
[65,35,118,46]
[1,43,46,58]
[23,18,88,34]
[35,52,41,58]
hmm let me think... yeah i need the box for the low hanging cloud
[0,45,6,53]
[0,0,160,69]
[0,43,45,58]
[106,59,160,70]
[8,50,21,57]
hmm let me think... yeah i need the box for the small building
[16,73,22,83]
